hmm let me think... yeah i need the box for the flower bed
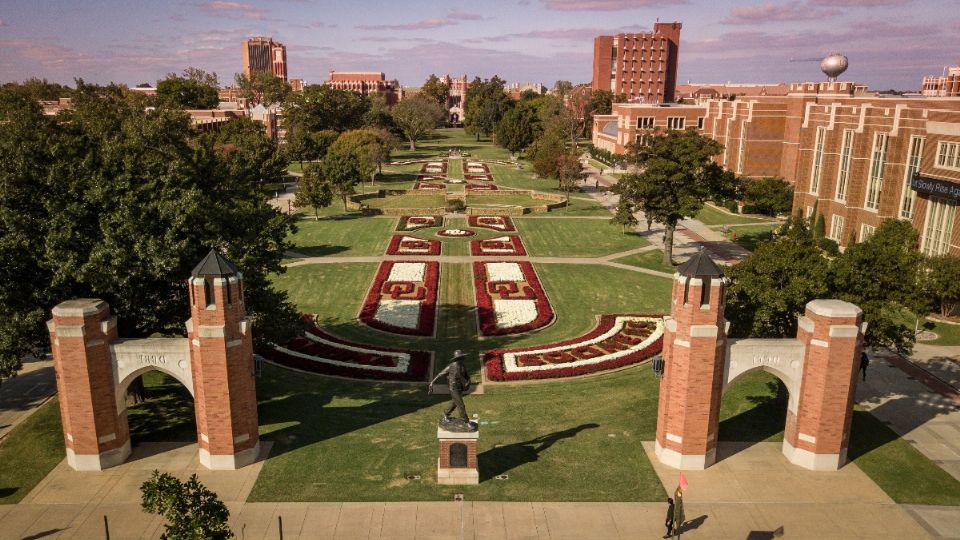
[417,175,446,182]
[465,161,490,173]
[437,228,476,237]
[466,183,498,191]
[386,235,441,255]
[483,315,664,381]
[360,261,439,336]
[464,174,494,182]
[469,215,516,232]
[414,181,446,191]
[474,261,553,336]
[267,316,431,381]
[419,161,447,175]
[471,235,526,256]
[396,215,443,231]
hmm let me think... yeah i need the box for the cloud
[447,10,489,21]
[809,0,911,5]
[469,24,646,43]
[357,18,458,31]
[0,18,8,27]
[200,1,273,21]
[722,4,839,24]
[541,0,685,11]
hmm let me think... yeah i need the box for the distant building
[243,37,287,81]
[921,64,960,97]
[324,71,400,105]
[444,74,468,125]
[129,85,157,96]
[508,82,545,100]
[289,78,305,92]
[39,97,73,115]
[593,80,960,255]
[592,21,682,104]
[674,83,789,101]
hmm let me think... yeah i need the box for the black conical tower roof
[677,249,723,278]
[191,248,239,277]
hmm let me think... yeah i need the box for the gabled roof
[191,248,239,278]
[677,249,723,278]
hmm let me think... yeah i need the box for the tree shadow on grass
[478,423,600,481]
[718,379,787,445]
[294,245,350,257]
[127,374,197,444]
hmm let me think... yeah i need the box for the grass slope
[516,218,649,258]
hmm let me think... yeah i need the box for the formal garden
[1,129,959,508]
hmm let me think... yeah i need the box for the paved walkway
[0,358,55,440]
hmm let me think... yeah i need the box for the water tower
[821,53,848,82]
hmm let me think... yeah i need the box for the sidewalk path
[0,358,55,440]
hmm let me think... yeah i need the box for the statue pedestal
[437,424,479,485]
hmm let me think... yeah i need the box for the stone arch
[112,338,194,414]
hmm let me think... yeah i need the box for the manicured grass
[922,318,960,346]
[447,157,463,180]
[612,250,678,274]
[391,129,513,161]
[696,204,776,226]
[365,193,446,209]
[288,216,395,257]
[490,164,578,194]
[466,194,548,208]
[515,218,649,257]
[249,362,665,502]
[0,398,65,504]
[723,223,780,252]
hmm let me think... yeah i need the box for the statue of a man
[429,350,476,432]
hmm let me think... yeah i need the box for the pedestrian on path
[664,497,675,539]
[647,217,653,231]
[860,351,870,381]
[672,487,686,539]
[595,179,599,190]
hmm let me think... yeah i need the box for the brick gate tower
[655,251,728,469]
[187,249,260,469]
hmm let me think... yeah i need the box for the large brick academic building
[592,22,682,104]
[592,81,960,256]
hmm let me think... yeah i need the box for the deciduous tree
[321,146,361,210]
[464,76,512,141]
[611,201,639,233]
[295,164,334,220]
[420,74,450,108]
[235,71,291,106]
[156,72,219,109]
[141,470,233,540]
[283,84,368,133]
[495,102,539,154]
[743,177,793,217]
[926,254,960,318]
[391,94,445,150]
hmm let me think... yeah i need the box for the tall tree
[616,129,738,266]
[926,254,960,318]
[362,93,399,134]
[495,102,539,154]
[328,129,392,185]
[321,147,361,210]
[611,200,639,234]
[295,164,334,219]
[156,73,219,109]
[141,470,233,540]
[742,176,793,217]
[391,94,445,150]
[552,80,573,98]
[181,67,219,87]
[464,76,511,141]
[527,130,567,180]
[284,84,368,134]
[567,85,595,140]
[589,89,614,116]
[538,94,579,145]
[420,74,450,108]
[234,71,290,106]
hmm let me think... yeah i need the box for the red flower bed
[468,215,515,232]
[414,181,446,191]
[470,235,526,256]
[473,261,553,336]
[266,316,431,381]
[465,183,498,191]
[464,174,494,182]
[483,314,665,381]
[397,215,443,232]
[419,161,448,175]
[386,235,441,255]
[464,162,490,173]
[359,261,439,336]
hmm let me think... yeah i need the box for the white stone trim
[199,442,260,470]
[66,439,131,471]
[185,318,193,333]
[782,439,844,471]
[828,325,860,338]
[52,299,108,318]
[55,325,86,337]
[46,319,56,332]
[807,299,861,318]
[654,440,715,470]
[665,432,683,444]
[98,432,116,444]
[198,325,225,338]
[798,432,817,444]
[664,317,677,333]
[201,433,209,443]
[689,325,718,337]
[673,339,690,348]
[437,459,480,485]
[100,317,117,334]
[233,433,250,444]
[797,316,814,333]
[226,339,242,348]
[810,339,830,348]
[86,339,104,348]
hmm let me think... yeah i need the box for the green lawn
[612,250,678,274]
[696,204,777,226]
[365,193,446,209]
[0,398,65,504]
[447,157,464,180]
[922,318,960,346]
[288,216,395,257]
[515,218,649,257]
[724,223,780,252]
[391,129,514,162]
[466,194,548,208]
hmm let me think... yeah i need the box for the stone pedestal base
[66,439,132,471]
[437,425,479,485]
[199,442,261,470]
[782,439,845,471]
[654,439,716,470]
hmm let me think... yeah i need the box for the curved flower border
[473,261,553,336]
[267,316,431,382]
[386,235,441,256]
[470,235,526,256]
[469,215,515,232]
[397,215,443,232]
[360,261,439,336]
[484,315,664,381]
[437,228,476,237]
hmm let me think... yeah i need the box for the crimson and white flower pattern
[414,181,445,191]
[470,235,526,256]
[474,261,553,335]
[397,215,443,231]
[360,261,439,336]
[437,228,476,237]
[469,215,515,232]
[465,183,497,191]
[386,235,441,255]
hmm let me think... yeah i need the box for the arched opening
[718,368,790,453]
[122,369,196,447]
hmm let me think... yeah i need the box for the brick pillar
[785,299,865,470]
[48,299,130,470]
[655,262,728,470]
[187,250,260,470]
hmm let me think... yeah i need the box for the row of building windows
[633,116,704,130]
[815,195,955,255]
[937,141,960,170]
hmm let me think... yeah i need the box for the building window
[900,136,924,219]
[921,197,957,255]
[860,224,876,242]
[810,126,826,195]
[835,129,854,202]
[697,117,705,129]
[635,134,648,146]
[936,141,960,170]
[667,117,685,130]
[806,206,814,218]
[865,132,889,211]
[829,215,844,241]
[637,117,654,129]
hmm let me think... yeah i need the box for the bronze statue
[429,350,477,432]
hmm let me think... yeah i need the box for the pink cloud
[200,1,272,21]
[722,4,839,24]
[541,0,685,10]
[0,18,8,27]
[475,24,647,42]
[357,18,458,31]
[809,0,911,5]
[447,10,488,21]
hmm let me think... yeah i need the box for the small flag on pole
[678,472,688,491]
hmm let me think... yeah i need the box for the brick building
[243,37,287,81]
[675,83,789,101]
[921,64,960,97]
[592,22,682,104]
[324,71,400,105]
[592,81,960,255]
[444,74,468,125]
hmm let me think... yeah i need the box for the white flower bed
[399,236,432,253]
[374,299,422,329]
[276,332,410,373]
[486,262,525,282]
[387,262,426,282]
[478,217,508,230]
[405,216,435,229]
[467,166,486,173]
[502,316,664,373]
[479,236,515,253]
[440,229,470,236]
[492,299,538,328]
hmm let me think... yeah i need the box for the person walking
[860,350,870,381]
[664,497,675,539]
[672,488,686,539]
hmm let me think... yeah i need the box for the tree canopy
[156,67,220,109]
[742,177,794,217]
[391,94,446,150]
[141,470,233,539]
[234,71,291,106]
[464,76,512,141]
[420,74,450,108]
[283,84,368,134]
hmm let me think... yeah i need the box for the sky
[0,0,957,91]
